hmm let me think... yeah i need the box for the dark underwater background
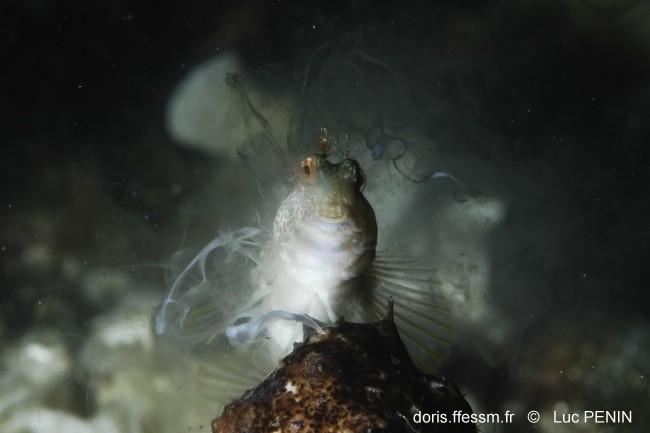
[1,1,648,432]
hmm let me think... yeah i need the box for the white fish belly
[259,219,373,351]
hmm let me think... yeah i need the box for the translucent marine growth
[225,310,327,347]
[285,30,473,196]
[364,116,468,191]
[153,227,267,346]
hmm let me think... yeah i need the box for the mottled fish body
[257,153,377,354]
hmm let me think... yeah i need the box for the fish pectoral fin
[314,288,338,323]
[190,345,274,405]
[364,257,453,372]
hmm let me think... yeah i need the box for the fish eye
[341,158,364,189]
[299,156,319,183]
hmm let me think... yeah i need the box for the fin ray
[372,290,451,331]
[369,295,451,345]
[371,268,440,285]
[375,285,450,313]
[367,303,445,362]
[190,349,271,403]
[367,274,441,298]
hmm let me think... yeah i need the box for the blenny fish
[154,130,451,402]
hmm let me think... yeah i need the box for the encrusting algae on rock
[211,301,476,433]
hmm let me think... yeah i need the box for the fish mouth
[315,203,352,224]
[318,215,348,224]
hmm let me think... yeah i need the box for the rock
[3,408,120,433]
[212,306,476,433]
[166,53,244,156]
[166,53,297,159]
[3,331,69,390]
[79,291,218,433]
[80,268,133,309]
[0,331,70,421]
[80,292,156,377]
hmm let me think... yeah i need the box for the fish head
[295,152,376,236]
